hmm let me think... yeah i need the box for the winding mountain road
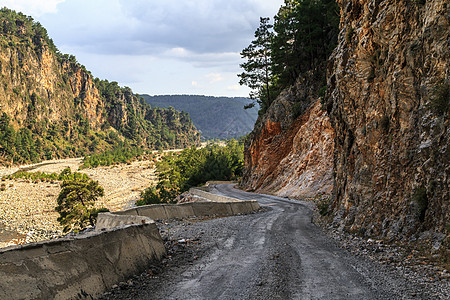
[106,184,440,300]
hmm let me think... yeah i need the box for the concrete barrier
[230,201,255,215]
[0,223,165,300]
[0,186,260,300]
[163,203,195,219]
[114,207,139,216]
[191,202,234,216]
[189,188,240,202]
[95,213,153,231]
[121,200,260,220]
[136,205,168,220]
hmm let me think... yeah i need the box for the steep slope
[0,8,200,164]
[241,72,335,198]
[142,95,259,139]
[326,0,449,241]
[242,0,448,253]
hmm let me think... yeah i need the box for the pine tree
[238,17,274,113]
[55,174,104,232]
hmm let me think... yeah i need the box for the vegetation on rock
[239,0,339,113]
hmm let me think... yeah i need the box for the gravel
[99,184,450,300]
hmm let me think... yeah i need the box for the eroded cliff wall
[241,75,335,199]
[326,0,449,240]
[242,0,448,247]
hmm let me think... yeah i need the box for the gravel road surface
[103,184,449,300]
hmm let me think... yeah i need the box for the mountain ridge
[141,94,259,139]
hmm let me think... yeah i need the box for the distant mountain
[141,95,259,139]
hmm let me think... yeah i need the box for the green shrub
[318,86,327,98]
[55,174,105,232]
[136,186,171,206]
[292,102,305,119]
[81,145,144,168]
[367,67,375,82]
[316,195,330,216]
[136,140,244,206]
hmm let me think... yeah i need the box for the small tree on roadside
[55,173,106,232]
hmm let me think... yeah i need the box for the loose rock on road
[104,184,449,300]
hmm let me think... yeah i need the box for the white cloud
[206,73,223,84]
[227,85,241,91]
[191,81,198,87]
[2,0,66,16]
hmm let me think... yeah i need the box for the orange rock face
[242,98,334,199]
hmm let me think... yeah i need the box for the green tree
[55,174,105,232]
[272,0,339,88]
[238,17,274,112]
[136,140,245,206]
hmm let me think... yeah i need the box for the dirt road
[104,184,448,299]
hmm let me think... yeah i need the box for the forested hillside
[0,8,200,165]
[142,95,258,139]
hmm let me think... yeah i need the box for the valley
[0,157,159,248]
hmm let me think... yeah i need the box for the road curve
[107,184,424,299]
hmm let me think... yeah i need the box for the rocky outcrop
[241,75,335,199]
[242,0,448,252]
[0,9,200,163]
[326,0,449,241]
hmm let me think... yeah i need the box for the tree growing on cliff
[238,17,274,113]
[55,172,106,232]
[271,0,339,89]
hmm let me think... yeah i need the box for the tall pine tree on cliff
[238,17,274,113]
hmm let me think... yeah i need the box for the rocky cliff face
[326,0,449,241]
[242,0,448,251]
[241,74,335,198]
[0,9,200,163]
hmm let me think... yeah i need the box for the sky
[2,0,284,97]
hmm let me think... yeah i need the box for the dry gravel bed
[0,158,157,248]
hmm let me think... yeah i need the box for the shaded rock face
[241,76,335,199]
[326,0,449,239]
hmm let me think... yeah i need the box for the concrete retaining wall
[189,188,241,202]
[0,222,165,300]
[114,199,260,220]
[95,213,153,231]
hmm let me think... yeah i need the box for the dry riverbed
[0,158,158,248]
